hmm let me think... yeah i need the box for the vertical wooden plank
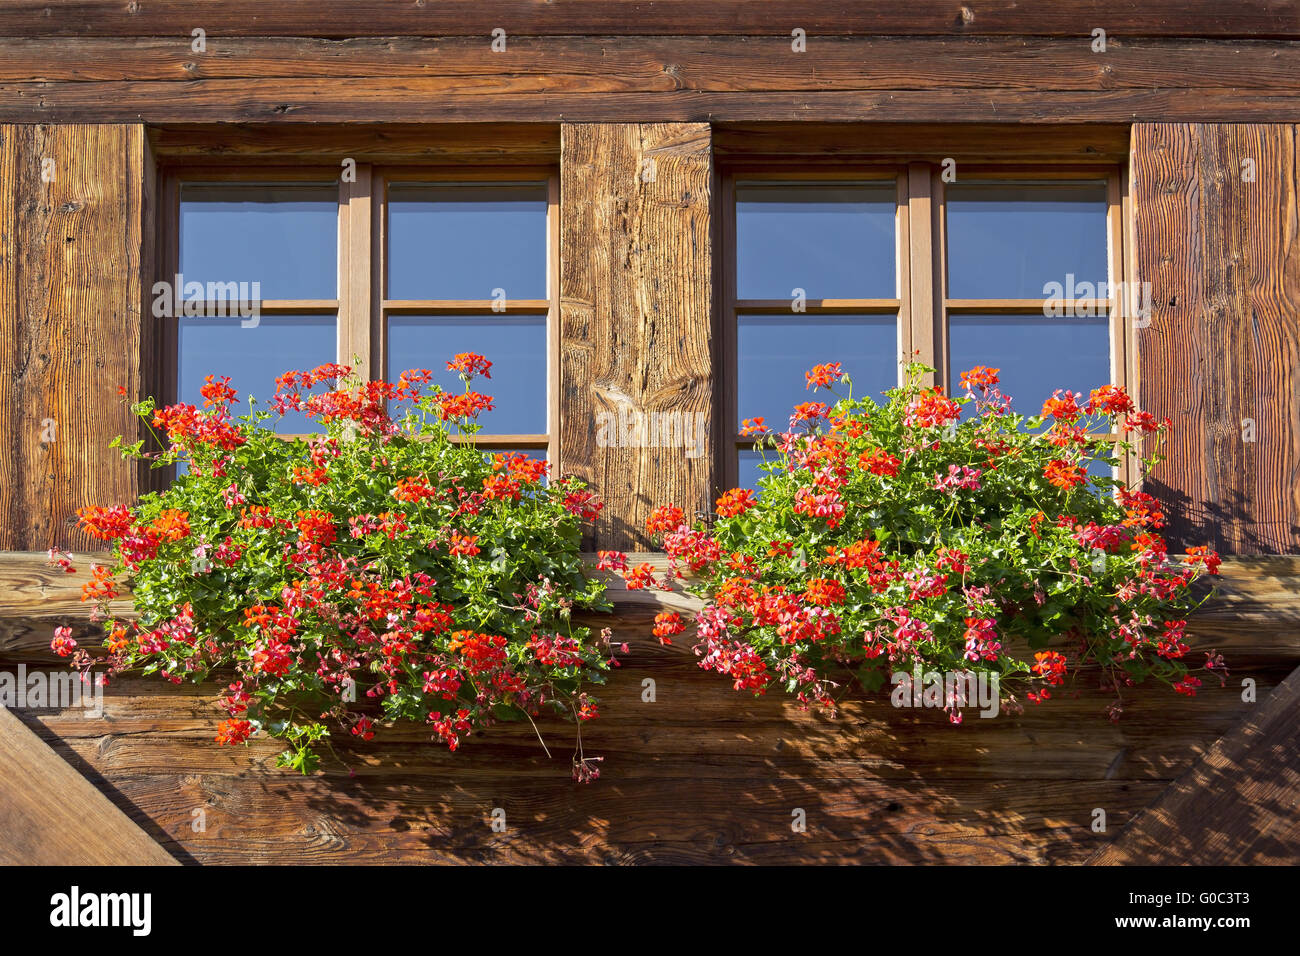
[907,162,938,387]
[1132,123,1300,553]
[0,124,147,552]
[338,162,372,373]
[559,123,714,550]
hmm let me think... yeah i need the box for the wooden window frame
[157,161,560,461]
[720,158,1136,491]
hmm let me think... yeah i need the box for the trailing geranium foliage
[56,355,615,779]
[618,361,1225,723]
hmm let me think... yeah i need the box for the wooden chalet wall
[0,1,1299,865]
[0,123,151,552]
[1132,124,1300,553]
[0,2,1295,551]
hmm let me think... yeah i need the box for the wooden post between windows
[559,123,715,550]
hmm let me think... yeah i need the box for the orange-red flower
[448,533,480,557]
[805,362,845,390]
[1043,459,1086,490]
[959,366,1000,391]
[715,488,757,518]
[646,503,686,535]
[652,611,685,644]
[904,390,960,429]
[150,508,191,543]
[447,352,493,379]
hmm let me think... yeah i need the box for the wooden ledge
[0,551,1297,662]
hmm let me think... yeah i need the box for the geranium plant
[617,361,1225,723]
[55,354,615,780]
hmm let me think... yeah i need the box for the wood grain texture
[5,36,1300,90]
[0,704,178,865]
[6,652,1290,865]
[4,84,1300,125]
[559,124,714,549]
[2,545,1293,864]
[149,124,560,163]
[0,124,148,552]
[2,2,1297,39]
[1089,663,1300,865]
[713,123,1132,163]
[1132,124,1300,553]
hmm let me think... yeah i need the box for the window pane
[736,183,896,299]
[387,183,548,300]
[178,314,336,434]
[737,448,769,493]
[737,314,897,429]
[388,315,546,434]
[948,314,1110,419]
[945,182,1108,299]
[180,184,338,300]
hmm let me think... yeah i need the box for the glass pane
[180,184,338,300]
[178,314,336,434]
[387,315,546,434]
[948,314,1110,421]
[737,314,897,429]
[946,182,1108,299]
[737,448,769,493]
[387,183,548,300]
[736,183,896,299]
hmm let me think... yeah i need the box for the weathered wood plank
[1132,124,1300,553]
[0,704,178,865]
[11,656,1288,865]
[4,36,1300,92]
[25,84,1300,125]
[0,124,148,552]
[4,85,1300,124]
[149,123,560,163]
[2,2,1297,39]
[1089,663,1300,865]
[559,124,714,549]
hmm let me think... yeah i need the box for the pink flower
[50,626,77,657]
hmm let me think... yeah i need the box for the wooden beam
[559,123,715,550]
[0,704,178,865]
[1089,663,1300,864]
[4,36,1300,91]
[4,84,1300,125]
[1131,124,1300,553]
[1,2,1297,39]
[150,123,560,163]
[0,124,149,552]
[714,123,1132,163]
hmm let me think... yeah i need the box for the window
[159,164,558,462]
[722,162,1132,491]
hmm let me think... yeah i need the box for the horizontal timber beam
[2,86,1300,124]
[1,2,1297,39]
